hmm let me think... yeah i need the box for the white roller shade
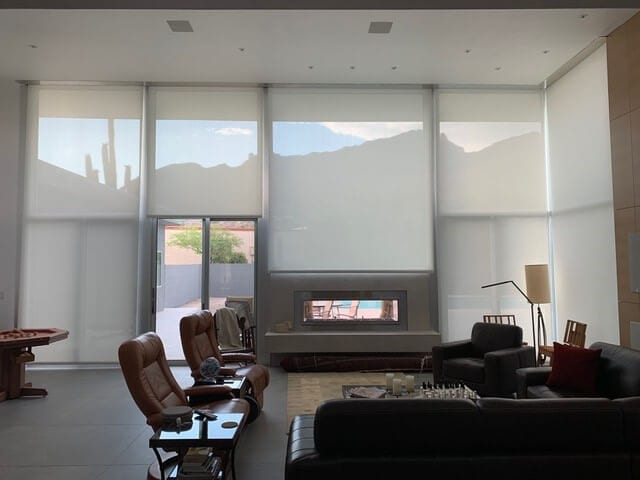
[438,90,546,216]
[268,88,432,271]
[148,87,262,216]
[436,89,549,343]
[547,45,618,345]
[20,85,142,362]
[25,86,142,219]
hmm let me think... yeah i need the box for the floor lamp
[525,264,550,365]
[481,264,550,363]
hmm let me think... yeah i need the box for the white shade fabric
[546,45,618,345]
[269,88,425,121]
[268,88,433,271]
[438,90,546,216]
[436,89,549,342]
[20,85,143,361]
[148,87,262,216]
[25,86,142,219]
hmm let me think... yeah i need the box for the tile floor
[0,366,288,480]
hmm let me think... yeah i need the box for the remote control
[194,410,218,421]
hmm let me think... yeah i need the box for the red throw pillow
[546,342,602,394]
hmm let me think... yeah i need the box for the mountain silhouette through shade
[32,126,544,223]
[438,131,545,215]
[150,153,261,215]
[268,128,430,269]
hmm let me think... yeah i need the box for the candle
[406,375,415,393]
[385,373,394,390]
[392,378,402,396]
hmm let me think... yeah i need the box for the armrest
[432,340,474,383]
[286,415,319,479]
[218,367,237,376]
[184,384,232,399]
[516,366,552,398]
[484,346,536,396]
[432,340,474,360]
[221,352,256,364]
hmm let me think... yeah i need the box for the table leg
[20,387,47,397]
[152,447,166,480]
[230,446,237,480]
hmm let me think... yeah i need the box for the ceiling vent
[368,21,393,34]
[167,20,194,33]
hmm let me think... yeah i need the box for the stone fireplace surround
[260,272,440,364]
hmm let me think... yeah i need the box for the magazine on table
[347,386,386,399]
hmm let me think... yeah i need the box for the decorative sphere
[200,357,222,379]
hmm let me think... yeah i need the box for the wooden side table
[0,328,68,401]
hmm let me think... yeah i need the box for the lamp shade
[525,264,551,304]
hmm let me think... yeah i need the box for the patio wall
[163,263,254,308]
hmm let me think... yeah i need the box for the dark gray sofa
[432,322,535,396]
[286,396,640,480]
[517,341,640,399]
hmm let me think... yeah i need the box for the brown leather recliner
[118,331,249,432]
[180,310,270,421]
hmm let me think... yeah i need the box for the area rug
[286,372,386,423]
[281,353,431,372]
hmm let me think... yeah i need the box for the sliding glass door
[154,218,255,360]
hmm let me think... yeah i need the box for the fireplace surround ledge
[264,330,440,354]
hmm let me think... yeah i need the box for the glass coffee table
[149,412,245,480]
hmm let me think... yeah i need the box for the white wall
[547,45,619,345]
[0,80,23,330]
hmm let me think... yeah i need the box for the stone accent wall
[607,12,640,346]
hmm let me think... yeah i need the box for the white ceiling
[0,8,636,85]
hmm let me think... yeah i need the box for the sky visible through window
[155,120,258,169]
[38,118,427,186]
[38,117,140,188]
[273,121,421,156]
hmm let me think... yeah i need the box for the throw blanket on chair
[216,307,244,350]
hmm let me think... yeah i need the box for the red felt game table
[0,328,69,401]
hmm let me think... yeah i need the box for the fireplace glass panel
[303,299,399,323]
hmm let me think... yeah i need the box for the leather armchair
[432,322,535,396]
[119,333,249,480]
[118,332,249,432]
[180,310,270,422]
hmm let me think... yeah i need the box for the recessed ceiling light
[369,21,393,34]
[166,20,193,33]
[391,65,398,70]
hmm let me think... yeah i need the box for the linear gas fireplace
[294,290,407,331]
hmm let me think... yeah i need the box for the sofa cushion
[613,397,640,452]
[527,384,601,399]
[477,398,625,454]
[593,342,640,398]
[442,357,485,384]
[314,398,479,456]
[547,342,602,394]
